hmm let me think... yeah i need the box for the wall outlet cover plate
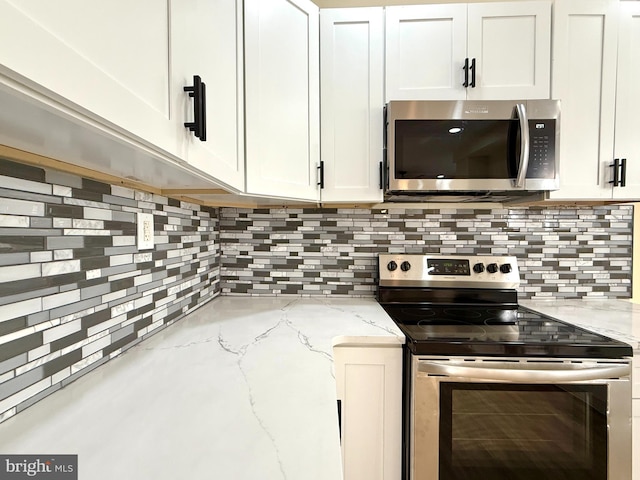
[137,212,154,250]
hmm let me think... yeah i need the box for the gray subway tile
[0,366,44,401]
[0,353,27,376]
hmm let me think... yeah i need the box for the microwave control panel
[526,119,556,179]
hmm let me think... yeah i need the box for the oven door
[411,357,631,480]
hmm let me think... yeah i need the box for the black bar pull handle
[620,158,627,187]
[317,161,325,189]
[199,80,207,142]
[470,58,476,88]
[379,161,384,190]
[462,58,469,87]
[184,75,206,141]
[383,156,389,190]
[337,399,342,442]
[609,159,620,186]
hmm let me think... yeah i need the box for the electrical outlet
[137,212,154,250]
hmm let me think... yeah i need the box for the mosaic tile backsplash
[0,158,220,422]
[220,206,633,298]
[0,154,634,423]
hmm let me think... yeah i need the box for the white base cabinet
[320,8,384,204]
[333,345,402,480]
[633,354,640,480]
[634,399,639,480]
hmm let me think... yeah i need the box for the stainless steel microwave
[384,100,560,200]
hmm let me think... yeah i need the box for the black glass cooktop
[382,304,633,358]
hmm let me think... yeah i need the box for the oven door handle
[418,362,630,383]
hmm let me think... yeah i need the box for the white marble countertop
[521,299,640,352]
[0,297,403,480]
[2,296,639,480]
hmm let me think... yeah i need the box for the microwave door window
[395,120,517,180]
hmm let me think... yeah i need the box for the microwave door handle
[513,103,530,188]
[418,361,630,383]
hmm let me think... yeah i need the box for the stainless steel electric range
[377,254,633,480]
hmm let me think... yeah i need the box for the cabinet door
[613,2,640,201]
[333,346,402,480]
[244,0,320,201]
[320,8,384,204]
[0,0,176,156]
[634,399,640,480]
[467,1,551,100]
[385,4,467,101]
[171,0,244,191]
[548,0,618,200]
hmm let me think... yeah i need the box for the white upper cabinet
[385,1,551,102]
[612,2,640,200]
[385,4,467,101]
[548,0,618,200]
[170,0,245,191]
[0,0,177,157]
[244,0,320,201]
[320,8,384,204]
[466,2,551,100]
[549,0,640,201]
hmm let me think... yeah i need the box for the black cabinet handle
[620,158,627,187]
[609,159,621,186]
[199,81,207,142]
[470,58,476,88]
[462,58,469,87]
[184,75,207,142]
[337,399,342,441]
[383,156,389,190]
[317,161,325,189]
[379,161,384,190]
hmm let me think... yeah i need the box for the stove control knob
[400,261,411,272]
[387,261,398,271]
[500,263,512,274]
[472,263,485,274]
[486,263,499,274]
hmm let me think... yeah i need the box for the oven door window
[439,383,607,480]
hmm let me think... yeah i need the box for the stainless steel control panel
[378,254,520,289]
